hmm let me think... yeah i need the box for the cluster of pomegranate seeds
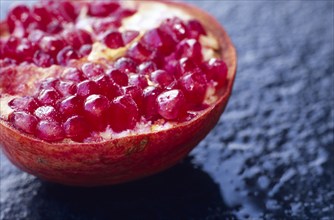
[1,1,229,142]
[0,1,136,67]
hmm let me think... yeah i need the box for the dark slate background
[1,1,333,219]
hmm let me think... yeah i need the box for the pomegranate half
[0,0,237,186]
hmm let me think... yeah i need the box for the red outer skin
[0,0,237,186]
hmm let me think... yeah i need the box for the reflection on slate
[1,1,334,220]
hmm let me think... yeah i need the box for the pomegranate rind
[0,0,237,186]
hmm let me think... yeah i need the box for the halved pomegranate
[0,0,237,186]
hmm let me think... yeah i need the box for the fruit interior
[0,0,229,143]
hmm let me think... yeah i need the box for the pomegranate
[0,0,237,186]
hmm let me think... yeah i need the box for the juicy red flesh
[102,31,124,49]
[1,1,229,143]
[157,89,186,120]
[109,95,139,132]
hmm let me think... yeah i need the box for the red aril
[34,105,61,122]
[157,89,186,120]
[93,74,122,99]
[9,111,38,134]
[76,80,99,97]
[36,120,65,141]
[39,36,65,58]
[87,1,120,17]
[107,69,128,86]
[58,95,83,117]
[56,46,79,65]
[138,61,158,76]
[176,39,203,63]
[114,57,137,74]
[179,72,208,106]
[81,62,104,78]
[8,96,39,113]
[102,31,124,49]
[187,19,207,39]
[150,69,176,89]
[204,58,228,88]
[142,85,163,121]
[122,30,140,44]
[61,67,85,82]
[33,50,54,67]
[84,94,110,131]
[109,95,139,132]
[37,89,61,106]
[62,29,93,50]
[128,74,149,89]
[64,115,90,141]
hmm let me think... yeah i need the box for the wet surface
[1,1,334,220]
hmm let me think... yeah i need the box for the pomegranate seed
[187,20,207,39]
[57,46,79,66]
[63,29,93,50]
[106,69,128,86]
[123,86,143,111]
[179,72,208,106]
[92,17,121,34]
[102,31,124,49]
[56,81,76,96]
[46,20,63,34]
[126,42,155,62]
[39,36,65,58]
[76,80,99,97]
[31,5,52,31]
[114,57,137,74]
[56,1,78,22]
[39,78,59,90]
[9,96,39,113]
[150,69,176,89]
[204,58,228,87]
[114,8,136,19]
[157,89,186,120]
[141,28,175,55]
[142,86,162,120]
[59,95,83,117]
[122,30,139,44]
[37,89,61,106]
[7,5,30,33]
[88,1,120,17]
[81,62,104,78]
[79,44,92,56]
[64,116,90,141]
[159,17,188,42]
[34,105,61,122]
[176,57,202,78]
[16,39,37,62]
[2,36,19,60]
[36,120,65,142]
[176,39,203,63]
[84,94,110,131]
[128,74,149,89]
[94,74,122,99]
[163,53,178,76]
[109,95,139,132]
[9,111,38,134]
[61,67,85,82]
[27,30,45,43]
[138,61,157,75]
[33,50,54,67]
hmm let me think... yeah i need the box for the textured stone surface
[1,1,333,219]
